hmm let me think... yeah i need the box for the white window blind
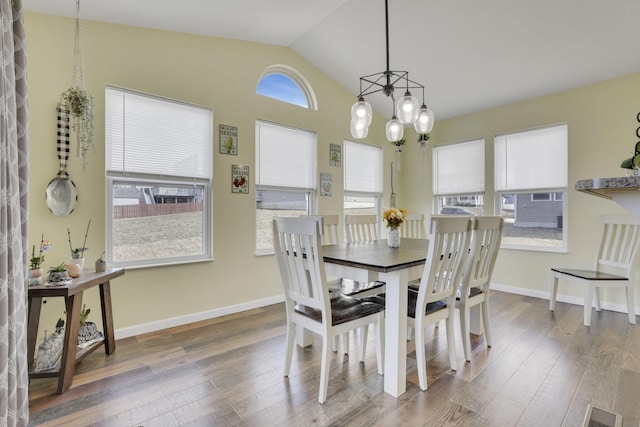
[433,139,485,195]
[105,86,212,179]
[344,141,382,193]
[495,124,567,191]
[255,121,316,190]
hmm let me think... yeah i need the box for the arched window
[256,65,317,110]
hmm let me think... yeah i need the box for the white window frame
[255,120,317,255]
[105,86,213,268]
[494,123,568,252]
[344,140,383,233]
[432,138,485,215]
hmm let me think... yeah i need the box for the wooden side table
[27,268,125,394]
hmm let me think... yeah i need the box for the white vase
[388,227,401,248]
[65,258,85,278]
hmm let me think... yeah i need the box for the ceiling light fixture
[350,0,434,142]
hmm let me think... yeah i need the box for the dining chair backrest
[415,216,474,308]
[321,214,340,246]
[273,216,329,315]
[461,216,504,293]
[401,213,426,238]
[595,215,640,274]
[345,214,379,243]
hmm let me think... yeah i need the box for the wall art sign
[330,143,341,167]
[232,164,249,194]
[219,124,238,155]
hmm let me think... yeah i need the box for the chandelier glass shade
[350,0,434,142]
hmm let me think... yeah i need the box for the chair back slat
[597,216,640,274]
[345,214,379,243]
[401,213,425,238]
[273,217,329,315]
[321,214,340,245]
[463,216,504,292]
[416,216,473,306]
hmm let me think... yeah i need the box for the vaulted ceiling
[23,0,640,121]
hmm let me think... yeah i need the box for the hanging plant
[59,87,94,168]
[58,0,95,170]
[391,138,406,151]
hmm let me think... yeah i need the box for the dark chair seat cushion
[457,286,483,300]
[551,268,628,281]
[362,290,447,318]
[336,278,386,297]
[407,289,447,318]
[295,294,384,326]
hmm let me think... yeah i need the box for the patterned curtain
[0,0,30,425]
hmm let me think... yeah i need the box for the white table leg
[469,305,484,335]
[378,269,409,397]
[296,325,313,347]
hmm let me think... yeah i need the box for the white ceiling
[22,0,640,121]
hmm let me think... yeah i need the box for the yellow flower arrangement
[383,207,407,228]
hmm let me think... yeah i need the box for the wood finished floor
[28,291,640,427]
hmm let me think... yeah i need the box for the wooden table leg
[99,281,116,354]
[27,296,43,369]
[58,292,83,394]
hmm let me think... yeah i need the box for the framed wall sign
[330,143,341,167]
[219,124,238,155]
[231,164,249,194]
[320,173,332,196]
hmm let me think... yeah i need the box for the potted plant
[29,235,51,285]
[47,262,71,283]
[95,252,107,272]
[67,220,91,272]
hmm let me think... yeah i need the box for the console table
[27,268,125,394]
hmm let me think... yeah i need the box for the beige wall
[25,12,640,340]
[402,72,640,308]
[25,12,396,339]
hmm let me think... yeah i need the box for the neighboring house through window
[105,86,213,268]
[494,123,568,251]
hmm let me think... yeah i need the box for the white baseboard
[114,294,285,340]
[491,282,639,316]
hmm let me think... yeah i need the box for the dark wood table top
[27,268,125,298]
[322,238,428,273]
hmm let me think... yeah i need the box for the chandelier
[350,0,434,142]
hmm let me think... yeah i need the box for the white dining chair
[401,213,426,238]
[456,216,503,361]
[549,215,640,326]
[409,215,473,391]
[272,216,385,403]
[345,214,379,243]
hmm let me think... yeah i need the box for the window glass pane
[436,195,484,216]
[344,195,377,216]
[433,139,484,195]
[111,180,208,265]
[256,190,309,253]
[257,73,309,108]
[499,192,564,248]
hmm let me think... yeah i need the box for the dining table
[322,238,429,398]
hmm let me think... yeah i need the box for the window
[344,140,383,225]
[256,65,317,110]
[433,139,485,215]
[255,120,317,254]
[495,124,568,251]
[105,86,212,268]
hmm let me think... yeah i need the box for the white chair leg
[481,300,492,348]
[460,305,472,362]
[318,337,332,404]
[342,332,349,354]
[407,326,414,340]
[332,335,339,352]
[594,286,602,311]
[446,312,457,372]
[584,284,593,326]
[284,321,296,376]
[549,273,559,310]
[376,315,384,375]
[358,325,368,362]
[414,323,428,391]
[626,284,637,324]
